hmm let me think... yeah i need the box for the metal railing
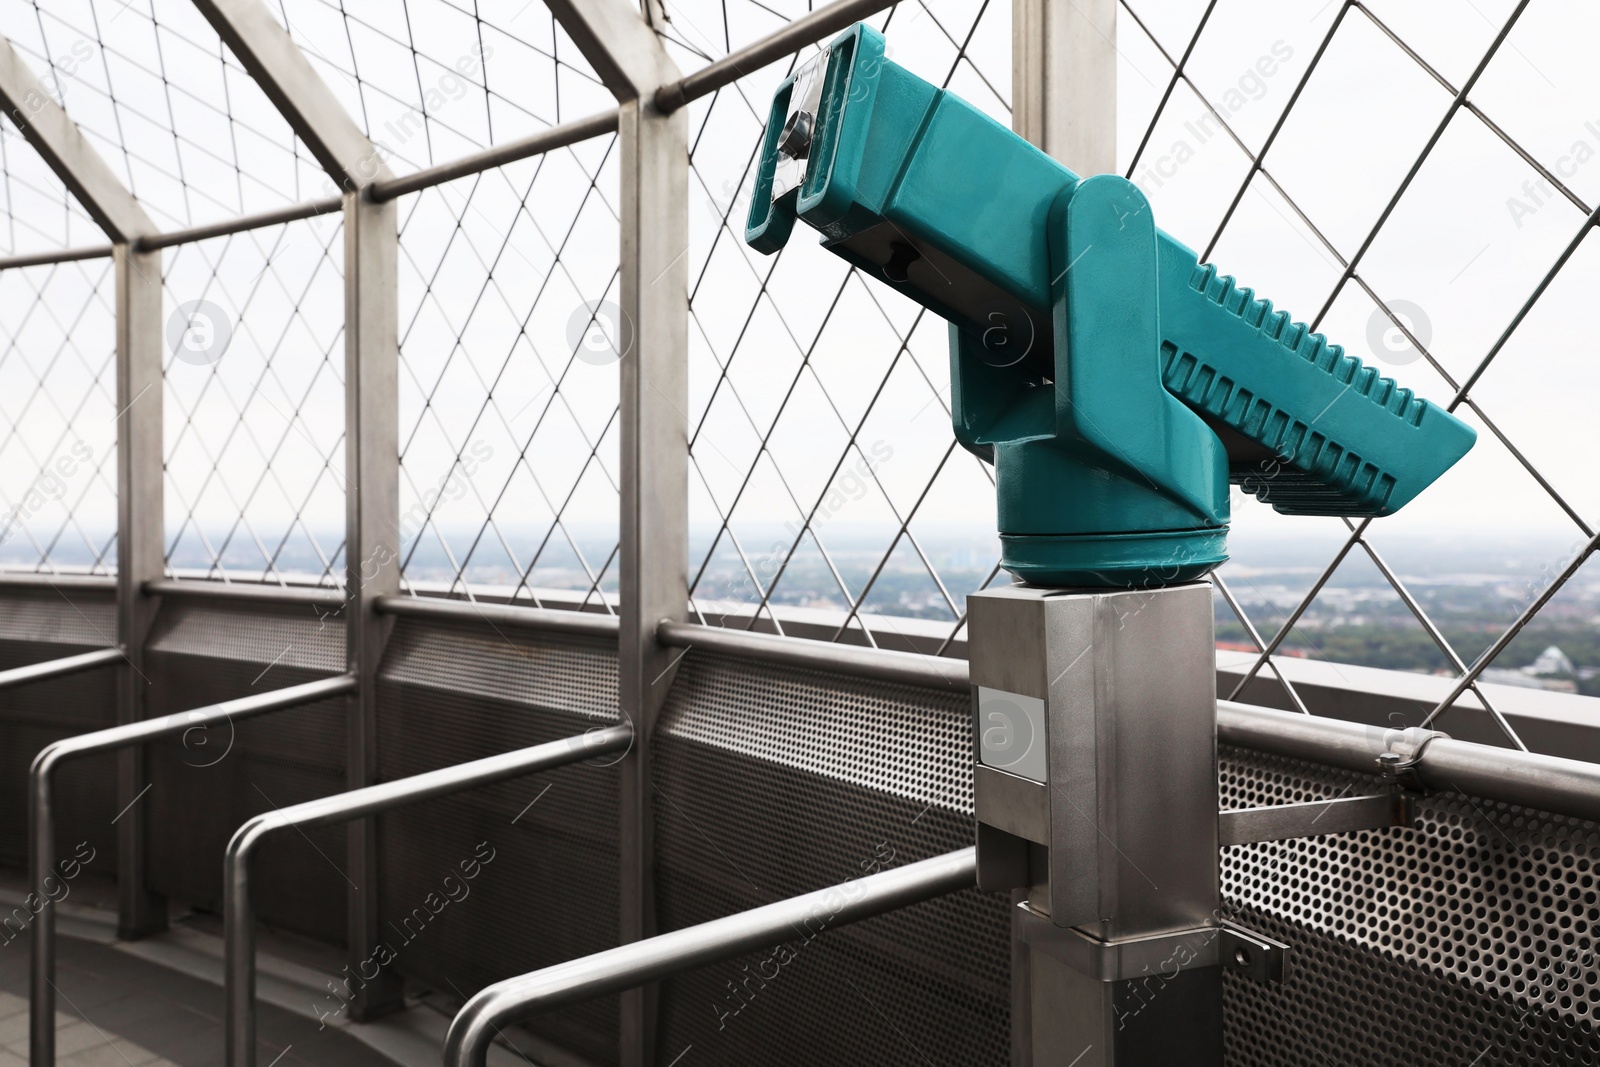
[443,847,977,1067]
[222,724,631,1067]
[655,619,1600,824]
[0,648,122,690]
[27,674,356,1067]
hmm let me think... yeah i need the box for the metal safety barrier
[224,724,633,1067]
[0,647,123,691]
[657,619,1600,825]
[28,674,357,1067]
[443,847,978,1067]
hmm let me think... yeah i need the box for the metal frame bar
[443,847,977,1067]
[28,674,355,1066]
[223,725,632,1067]
[0,575,117,591]
[133,196,344,252]
[373,593,620,638]
[114,242,168,942]
[1013,0,1116,171]
[1217,793,1414,848]
[0,30,169,958]
[369,109,621,202]
[0,648,122,690]
[0,36,155,242]
[144,578,346,611]
[187,0,386,190]
[653,0,897,113]
[0,246,114,271]
[340,183,403,1018]
[658,619,965,690]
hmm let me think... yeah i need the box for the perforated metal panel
[0,587,118,872]
[1220,745,1600,1066]
[145,600,348,943]
[376,616,622,1067]
[653,652,1010,1067]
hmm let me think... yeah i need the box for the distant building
[1528,645,1577,677]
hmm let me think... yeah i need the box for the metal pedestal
[969,582,1222,1067]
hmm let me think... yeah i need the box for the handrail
[657,619,966,690]
[0,648,122,691]
[144,578,348,611]
[1216,699,1600,822]
[374,594,619,637]
[444,846,977,1067]
[223,724,632,1067]
[653,0,898,114]
[655,620,1600,825]
[0,572,117,592]
[28,674,356,1067]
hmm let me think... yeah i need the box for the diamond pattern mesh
[664,0,1011,648]
[0,259,118,573]
[0,0,324,231]
[394,134,622,604]
[1119,0,1600,744]
[162,217,348,585]
[266,0,612,176]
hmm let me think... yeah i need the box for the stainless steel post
[223,725,631,1067]
[969,583,1222,1066]
[114,241,168,945]
[342,184,404,1022]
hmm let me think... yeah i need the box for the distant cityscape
[9,522,1597,698]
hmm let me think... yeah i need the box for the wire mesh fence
[161,215,347,585]
[1119,0,1599,742]
[0,0,1593,730]
[394,135,622,606]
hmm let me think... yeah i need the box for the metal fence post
[616,91,690,1067]
[114,243,168,939]
[1013,0,1116,174]
[341,185,403,1019]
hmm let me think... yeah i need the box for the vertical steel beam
[538,4,687,1063]
[1013,0,1117,174]
[114,245,167,942]
[341,187,402,1019]
[186,0,401,1022]
[615,95,689,1067]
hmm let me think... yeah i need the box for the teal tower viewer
[744,24,1475,588]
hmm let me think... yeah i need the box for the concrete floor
[0,933,396,1067]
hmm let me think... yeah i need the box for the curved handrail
[444,847,978,1067]
[224,724,632,1066]
[28,674,356,1067]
